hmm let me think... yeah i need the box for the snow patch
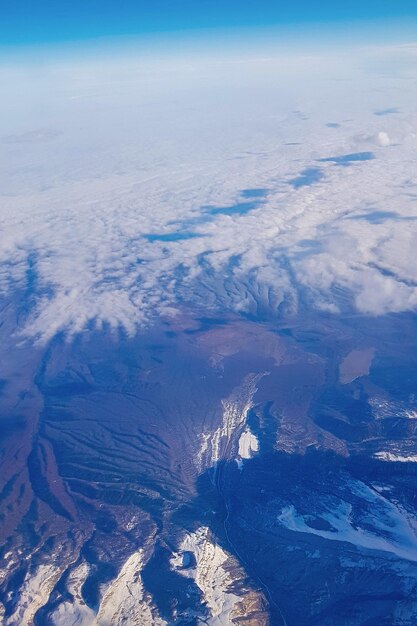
[6,564,66,626]
[375,452,417,463]
[238,428,259,461]
[172,526,267,625]
[197,373,265,470]
[52,562,95,626]
[52,551,166,626]
[93,549,166,626]
[277,490,417,563]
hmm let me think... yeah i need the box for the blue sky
[2,0,417,46]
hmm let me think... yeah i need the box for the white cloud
[376,131,391,146]
[1,44,417,341]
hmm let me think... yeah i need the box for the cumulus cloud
[376,131,391,146]
[1,44,417,341]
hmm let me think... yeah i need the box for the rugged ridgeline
[2,305,417,624]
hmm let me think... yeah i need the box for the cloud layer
[1,44,417,341]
